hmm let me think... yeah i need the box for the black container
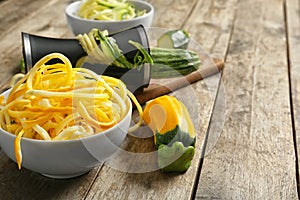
[22,25,151,93]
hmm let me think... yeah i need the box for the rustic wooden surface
[197,0,298,199]
[286,0,300,194]
[0,0,299,199]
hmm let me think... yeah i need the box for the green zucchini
[151,48,198,63]
[150,47,201,78]
[150,65,200,78]
[157,30,190,49]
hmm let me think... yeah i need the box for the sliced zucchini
[157,30,190,49]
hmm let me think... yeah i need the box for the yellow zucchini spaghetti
[0,53,143,169]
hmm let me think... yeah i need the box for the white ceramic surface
[0,89,132,178]
[65,0,154,35]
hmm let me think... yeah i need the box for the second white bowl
[65,0,154,35]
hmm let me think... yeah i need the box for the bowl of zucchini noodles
[65,0,154,35]
[0,53,143,178]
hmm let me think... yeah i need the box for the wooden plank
[0,165,100,199]
[0,0,54,38]
[148,0,198,28]
[286,0,300,193]
[182,0,237,58]
[196,0,298,199]
[1,140,98,200]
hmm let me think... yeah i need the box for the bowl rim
[65,0,154,24]
[0,88,132,144]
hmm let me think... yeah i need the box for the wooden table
[0,0,299,199]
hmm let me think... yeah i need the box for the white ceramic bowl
[0,89,132,179]
[65,0,154,35]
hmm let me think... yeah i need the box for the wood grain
[148,0,198,29]
[0,0,54,38]
[0,0,219,199]
[286,0,300,193]
[197,0,298,199]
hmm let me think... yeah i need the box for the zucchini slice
[157,30,190,49]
